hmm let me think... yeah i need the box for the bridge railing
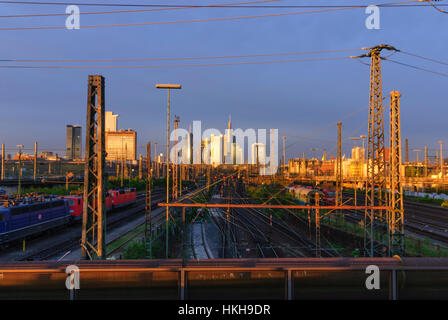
[1,258,447,300]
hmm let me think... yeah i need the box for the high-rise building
[66,125,82,160]
[251,143,266,165]
[105,129,137,161]
[224,116,232,164]
[182,132,193,164]
[202,138,211,164]
[105,111,119,132]
[232,142,243,164]
[210,134,223,165]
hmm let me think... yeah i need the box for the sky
[0,0,447,161]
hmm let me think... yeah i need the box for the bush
[122,239,147,259]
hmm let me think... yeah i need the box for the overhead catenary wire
[285,105,367,150]
[0,56,352,68]
[0,0,282,18]
[0,1,445,18]
[426,0,448,14]
[383,57,448,77]
[399,50,448,66]
[0,1,421,30]
[0,48,361,62]
[0,0,439,8]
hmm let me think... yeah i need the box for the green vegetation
[246,183,294,219]
[310,210,448,257]
[17,185,81,196]
[121,239,147,259]
[107,222,168,259]
[404,195,444,206]
[107,177,147,191]
[120,237,164,259]
[405,236,448,257]
[106,176,195,192]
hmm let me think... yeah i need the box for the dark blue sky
[0,0,447,160]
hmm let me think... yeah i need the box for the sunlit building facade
[105,129,137,161]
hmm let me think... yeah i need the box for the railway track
[13,186,201,261]
[235,190,339,257]
[17,192,167,261]
[219,181,338,258]
[210,182,279,258]
[341,191,448,244]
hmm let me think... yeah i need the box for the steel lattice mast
[336,122,343,208]
[145,142,152,256]
[355,44,398,257]
[173,116,180,200]
[81,75,106,260]
[389,91,404,256]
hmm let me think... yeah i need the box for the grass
[405,236,448,257]
[107,223,146,254]
[107,222,168,259]
[404,195,445,206]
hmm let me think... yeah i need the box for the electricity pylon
[354,44,398,257]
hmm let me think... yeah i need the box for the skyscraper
[251,143,266,165]
[105,111,119,132]
[224,115,232,164]
[66,125,82,160]
[210,134,223,165]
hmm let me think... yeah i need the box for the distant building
[156,153,165,164]
[202,138,211,165]
[210,134,223,165]
[105,129,137,161]
[182,132,193,164]
[251,143,266,165]
[105,111,119,132]
[66,125,82,160]
[232,142,243,164]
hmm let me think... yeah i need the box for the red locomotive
[60,188,137,220]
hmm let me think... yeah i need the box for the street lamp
[156,83,182,259]
[16,145,24,197]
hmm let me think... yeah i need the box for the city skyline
[0,1,447,161]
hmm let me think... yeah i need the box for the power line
[0,0,282,18]
[426,0,448,14]
[285,106,367,150]
[0,1,420,30]
[0,48,361,62]
[399,50,448,66]
[0,0,439,8]
[383,57,448,77]
[0,56,352,68]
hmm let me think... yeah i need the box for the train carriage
[0,187,138,246]
[0,199,71,245]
